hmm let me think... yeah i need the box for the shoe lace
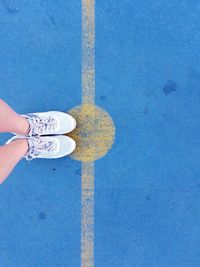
[26,137,56,161]
[26,114,57,135]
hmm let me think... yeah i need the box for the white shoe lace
[25,114,57,136]
[26,136,57,161]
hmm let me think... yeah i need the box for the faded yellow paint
[82,69,95,105]
[68,104,115,162]
[81,162,94,267]
[81,0,95,266]
[82,0,95,105]
[67,103,115,267]
[67,0,115,266]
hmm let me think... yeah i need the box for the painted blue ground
[1,0,200,266]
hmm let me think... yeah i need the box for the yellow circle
[67,104,115,162]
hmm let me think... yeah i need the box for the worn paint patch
[1,0,18,14]
[163,80,177,95]
[68,104,115,162]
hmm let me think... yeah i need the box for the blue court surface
[1,0,200,266]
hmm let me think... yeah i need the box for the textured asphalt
[1,0,200,266]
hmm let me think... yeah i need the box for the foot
[6,135,76,160]
[23,111,76,136]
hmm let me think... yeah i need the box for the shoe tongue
[27,137,55,156]
[25,115,40,136]
[31,115,57,135]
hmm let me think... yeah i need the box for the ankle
[11,139,29,157]
[17,116,30,135]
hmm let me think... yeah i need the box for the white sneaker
[23,111,76,136]
[6,135,76,160]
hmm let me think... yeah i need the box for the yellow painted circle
[67,104,115,162]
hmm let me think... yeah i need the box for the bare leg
[0,139,28,184]
[0,99,29,135]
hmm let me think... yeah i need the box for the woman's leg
[0,139,28,184]
[0,99,29,135]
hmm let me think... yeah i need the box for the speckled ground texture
[1,0,200,266]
